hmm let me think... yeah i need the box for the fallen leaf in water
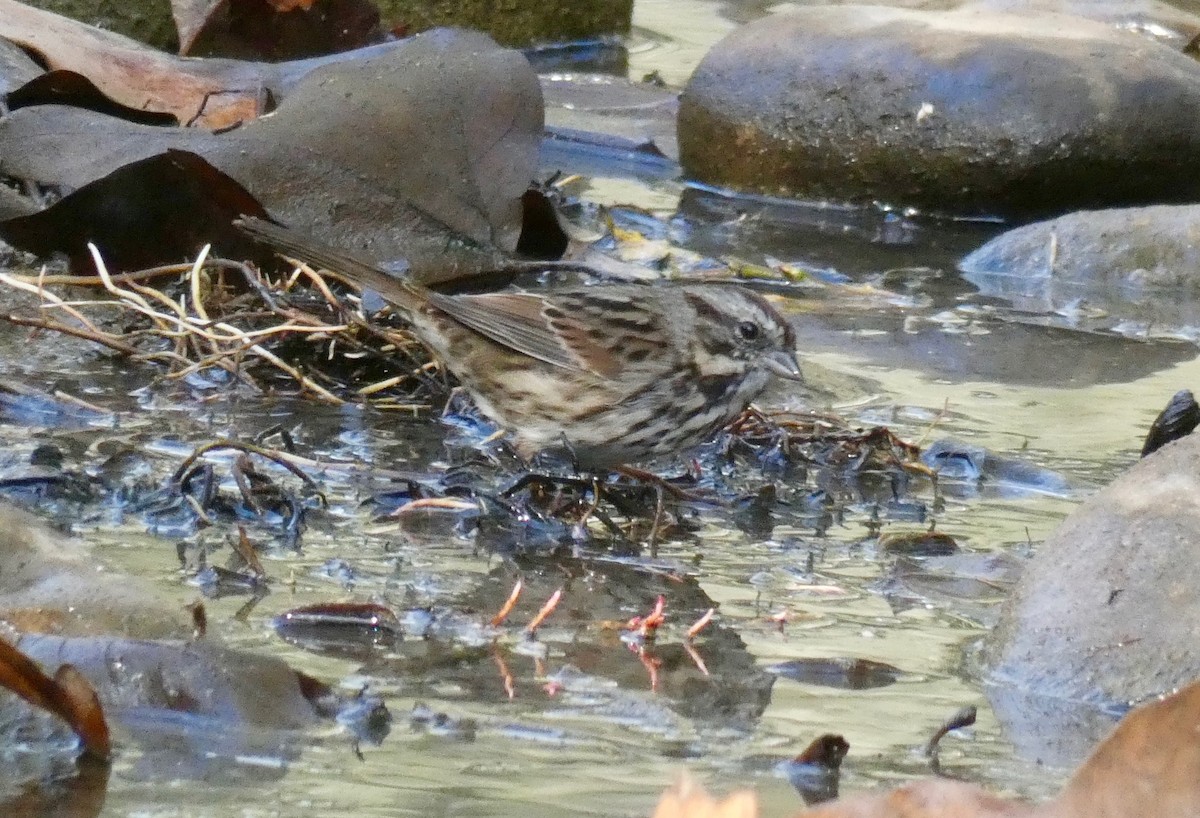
[786,734,849,806]
[878,530,959,557]
[768,657,902,690]
[1141,389,1200,457]
[274,601,403,654]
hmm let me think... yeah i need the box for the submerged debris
[1141,389,1200,457]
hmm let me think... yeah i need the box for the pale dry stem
[0,247,431,406]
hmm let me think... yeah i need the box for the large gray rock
[983,432,1200,706]
[678,6,1200,217]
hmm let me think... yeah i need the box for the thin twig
[169,439,321,488]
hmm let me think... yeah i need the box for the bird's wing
[426,291,621,379]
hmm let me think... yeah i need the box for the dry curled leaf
[0,0,266,128]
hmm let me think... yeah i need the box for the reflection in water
[0,758,110,818]
[790,310,1198,387]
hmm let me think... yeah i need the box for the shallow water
[3,3,1199,816]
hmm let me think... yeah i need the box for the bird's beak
[763,349,804,381]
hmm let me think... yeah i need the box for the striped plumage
[237,217,802,468]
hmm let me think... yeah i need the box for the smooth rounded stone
[960,204,1200,337]
[983,433,1200,708]
[678,6,1200,217]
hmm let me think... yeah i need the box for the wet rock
[923,438,1071,498]
[678,6,1200,217]
[983,679,1129,767]
[960,204,1200,290]
[540,73,680,182]
[960,204,1200,337]
[983,433,1200,711]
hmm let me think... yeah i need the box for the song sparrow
[236,217,803,468]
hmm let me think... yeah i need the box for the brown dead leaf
[0,637,111,761]
[795,734,850,769]
[0,28,542,274]
[1048,682,1200,818]
[653,775,758,818]
[0,0,266,129]
[275,602,403,644]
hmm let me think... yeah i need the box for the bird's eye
[737,321,761,341]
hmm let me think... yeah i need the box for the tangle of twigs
[0,244,437,407]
